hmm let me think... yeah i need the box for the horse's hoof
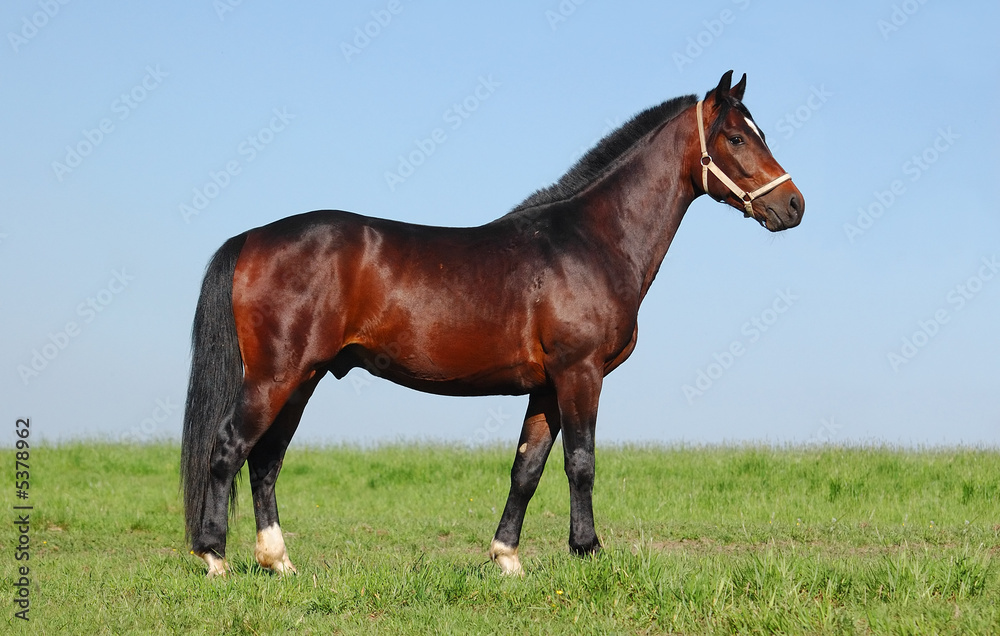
[489,539,524,577]
[198,552,230,578]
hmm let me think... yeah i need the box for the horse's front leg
[490,392,561,576]
[554,364,603,555]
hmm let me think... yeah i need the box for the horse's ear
[731,73,747,102]
[712,70,735,104]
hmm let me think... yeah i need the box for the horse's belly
[330,341,546,397]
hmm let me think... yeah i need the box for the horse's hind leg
[192,377,303,577]
[190,402,242,577]
[490,392,561,575]
[248,375,321,574]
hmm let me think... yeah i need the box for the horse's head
[692,71,804,231]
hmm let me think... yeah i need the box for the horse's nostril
[789,194,802,214]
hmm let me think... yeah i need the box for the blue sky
[2,2,998,446]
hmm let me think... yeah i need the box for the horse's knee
[563,448,595,490]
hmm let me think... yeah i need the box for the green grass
[2,442,999,634]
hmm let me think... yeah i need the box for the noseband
[696,100,791,217]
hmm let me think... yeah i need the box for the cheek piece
[696,100,791,218]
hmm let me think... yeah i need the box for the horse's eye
[729,135,744,146]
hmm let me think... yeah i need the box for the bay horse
[181,71,804,577]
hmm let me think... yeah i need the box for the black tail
[181,233,247,544]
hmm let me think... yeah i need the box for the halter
[696,100,791,218]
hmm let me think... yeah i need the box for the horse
[181,70,804,577]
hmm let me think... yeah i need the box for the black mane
[510,94,698,213]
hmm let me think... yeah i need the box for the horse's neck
[579,119,697,302]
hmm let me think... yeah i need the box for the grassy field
[1,442,998,634]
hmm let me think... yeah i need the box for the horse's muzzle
[760,183,804,232]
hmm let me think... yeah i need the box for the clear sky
[2,2,998,447]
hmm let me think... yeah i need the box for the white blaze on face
[254,523,298,575]
[744,116,764,143]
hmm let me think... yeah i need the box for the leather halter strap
[696,100,792,217]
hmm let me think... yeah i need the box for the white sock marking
[489,539,524,577]
[255,523,297,574]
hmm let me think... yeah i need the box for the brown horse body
[182,72,804,576]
